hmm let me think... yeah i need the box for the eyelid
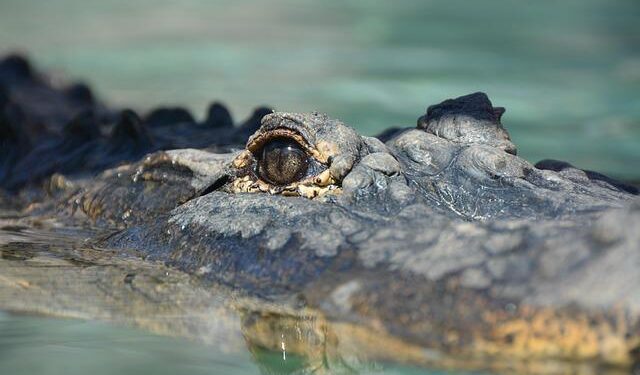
[247,128,326,164]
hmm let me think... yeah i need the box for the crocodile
[1,55,639,374]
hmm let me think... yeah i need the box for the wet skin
[1,55,639,373]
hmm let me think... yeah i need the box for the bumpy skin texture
[81,97,639,368]
[2,55,640,371]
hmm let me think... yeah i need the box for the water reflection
[2,215,637,374]
[4,218,639,375]
[0,225,449,375]
[242,310,346,374]
[0,312,464,375]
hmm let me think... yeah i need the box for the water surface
[0,225,483,375]
[0,312,478,375]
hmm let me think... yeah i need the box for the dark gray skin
[68,93,640,371]
[2,55,639,373]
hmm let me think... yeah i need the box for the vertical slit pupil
[258,139,309,186]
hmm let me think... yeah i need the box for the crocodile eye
[257,139,309,186]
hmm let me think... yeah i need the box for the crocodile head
[5,55,638,372]
[69,93,640,371]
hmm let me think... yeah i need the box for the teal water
[0,0,639,179]
[0,312,475,375]
[0,222,485,374]
[0,312,259,375]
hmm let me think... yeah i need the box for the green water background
[0,1,639,374]
[1,0,639,180]
[0,312,476,375]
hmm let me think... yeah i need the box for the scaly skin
[1,55,639,374]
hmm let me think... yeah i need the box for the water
[0,312,261,375]
[0,308,475,375]
[0,1,639,374]
[0,313,481,375]
[0,224,485,375]
[0,0,639,180]
[0,315,476,375]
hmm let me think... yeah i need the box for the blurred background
[1,0,639,180]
